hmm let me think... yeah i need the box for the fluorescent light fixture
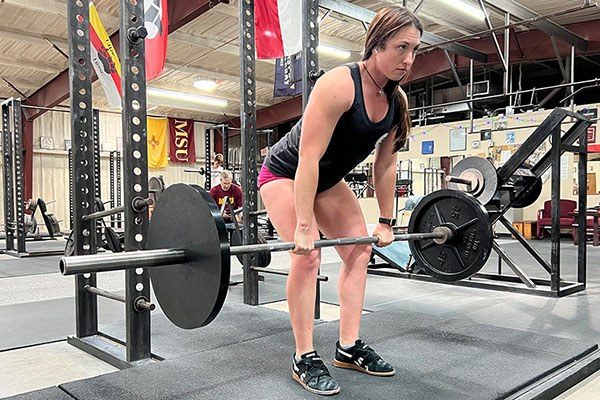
[147,87,228,108]
[318,44,351,59]
[439,0,486,21]
[193,79,217,91]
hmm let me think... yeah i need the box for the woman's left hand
[373,224,394,247]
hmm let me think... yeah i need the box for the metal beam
[170,31,275,65]
[0,58,64,74]
[25,0,228,120]
[319,0,488,62]
[2,0,120,28]
[477,0,507,71]
[0,26,68,49]
[483,0,588,51]
[165,62,273,86]
[550,36,568,80]
[443,50,469,107]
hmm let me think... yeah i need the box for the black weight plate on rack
[447,157,498,205]
[512,177,543,209]
[408,189,493,282]
[147,184,230,329]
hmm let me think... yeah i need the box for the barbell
[59,184,493,330]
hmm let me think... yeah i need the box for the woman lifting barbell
[258,6,423,396]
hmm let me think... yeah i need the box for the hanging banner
[144,0,168,81]
[169,118,196,163]
[274,55,302,97]
[255,0,301,59]
[89,1,122,109]
[147,117,168,168]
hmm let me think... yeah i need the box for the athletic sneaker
[333,339,395,376]
[292,351,341,396]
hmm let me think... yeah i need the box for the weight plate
[511,176,542,209]
[448,157,498,205]
[64,230,74,257]
[147,184,230,329]
[408,189,493,282]
[230,229,271,268]
[148,176,165,201]
[104,227,122,253]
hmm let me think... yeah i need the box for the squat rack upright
[66,0,153,368]
[1,99,64,257]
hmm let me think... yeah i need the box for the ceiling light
[439,0,486,21]
[318,44,351,59]
[147,88,228,108]
[193,79,217,91]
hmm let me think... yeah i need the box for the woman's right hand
[293,227,314,255]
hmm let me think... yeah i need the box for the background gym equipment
[374,109,592,297]
[60,184,493,330]
[1,100,65,257]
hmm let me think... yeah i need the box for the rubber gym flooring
[0,237,599,399]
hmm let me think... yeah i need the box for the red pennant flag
[169,118,196,163]
[144,0,168,81]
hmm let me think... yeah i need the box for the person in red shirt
[209,170,243,223]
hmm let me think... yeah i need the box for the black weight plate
[64,230,74,257]
[408,189,493,282]
[512,177,542,209]
[104,227,122,253]
[148,176,165,201]
[95,197,105,212]
[448,157,498,205]
[230,229,271,267]
[146,184,230,329]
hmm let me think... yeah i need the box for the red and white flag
[144,0,168,81]
[255,0,302,59]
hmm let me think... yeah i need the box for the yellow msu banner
[147,117,168,168]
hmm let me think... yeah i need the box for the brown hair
[362,6,423,152]
[213,153,224,166]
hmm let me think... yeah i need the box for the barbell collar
[229,232,449,256]
[60,249,187,276]
[134,296,156,311]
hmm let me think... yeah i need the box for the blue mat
[372,241,411,269]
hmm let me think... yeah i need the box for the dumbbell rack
[370,108,592,297]
[1,99,64,257]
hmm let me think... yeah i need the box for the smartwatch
[378,217,396,227]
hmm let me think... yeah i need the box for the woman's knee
[291,250,322,274]
[344,244,372,268]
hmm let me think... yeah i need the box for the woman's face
[374,25,421,81]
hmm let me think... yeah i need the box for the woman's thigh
[259,178,321,246]
[314,181,370,262]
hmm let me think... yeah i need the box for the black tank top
[263,62,398,193]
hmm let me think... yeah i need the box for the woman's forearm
[294,158,320,230]
[374,162,397,219]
